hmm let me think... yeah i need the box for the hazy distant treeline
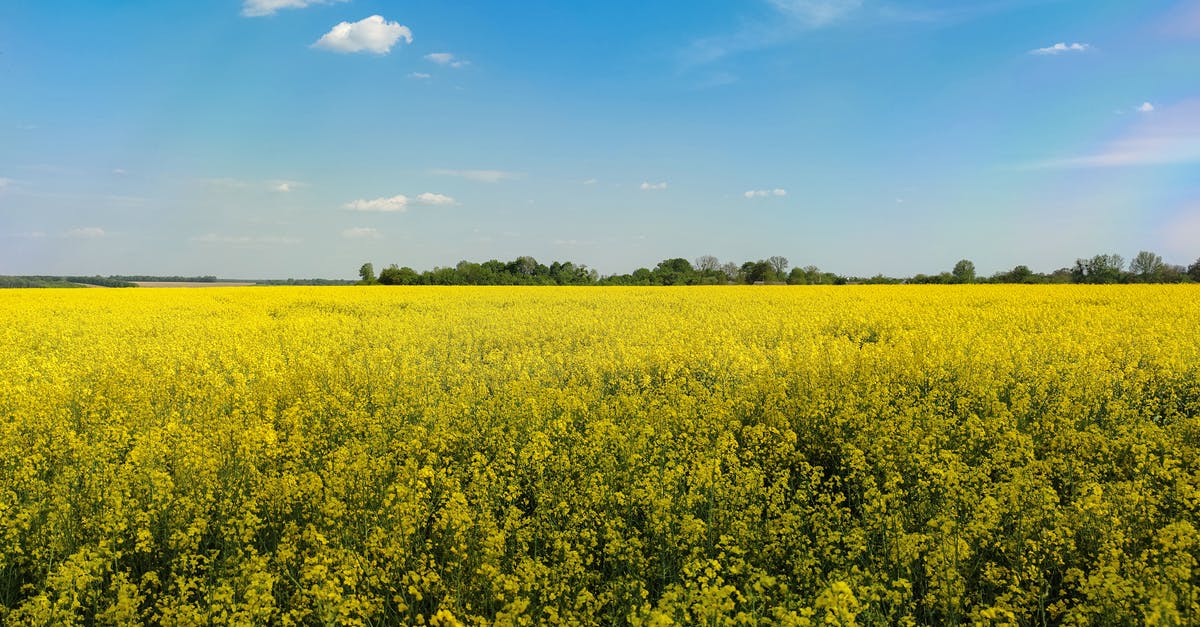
[0,276,137,288]
[360,251,1200,286]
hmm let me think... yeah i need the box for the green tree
[378,265,419,285]
[741,260,773,284]
[358,262,377,285]
[1130,250,1164,282]
[1072,254,1125,284]
[768,256,789,277]
[653,258,695,285]
[952,259,976,284]
[1190,258,1200,282]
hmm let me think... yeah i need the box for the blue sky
[1,0,1198,278]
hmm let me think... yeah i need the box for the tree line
[359,251,1200,286]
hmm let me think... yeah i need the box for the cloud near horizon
[640,182,668,190]
[192,233,302,245]
[1030,42,1091,55]
[343,192,456,212]
[65,227,106,239]
[745,188,787,198]
[342,227,382,239]
[430,169,520,183]
[313,16,413,55]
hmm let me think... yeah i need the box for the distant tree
[720,262,741,283]
[952,259,976,284]
[378,265,419,285]
[653,258,695,285]
[788,265,837,285]
[741,260,773,284]
[1129,250,1164,281]
[694,255,720,273]
[1009,265,1034,283]
[1072,254,1125,284]
[768,256,789,277]
[1190,258,1200,282]
[992,265,1036,283]
[511,256,538,277]
[358,262,377,285]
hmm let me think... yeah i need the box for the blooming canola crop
[0,286,1198,625]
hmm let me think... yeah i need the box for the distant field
[1,286,1197,625]
[132,281,258,288]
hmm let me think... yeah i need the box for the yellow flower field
[1,286,1198,625]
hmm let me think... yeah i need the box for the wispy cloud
[745,188,788,198]
[640,181,668,191]
[242,0,348,17]
[343,192,455,212]
[5,231,47,239]
[0,177,12,190]
[1138,102,1155,113]
[313,16,413,55]
[430,169,521,183]
[65,227,106,239]
[343,195,411,212]
[192,233,303,245]
[1029,42,1091,55]
[768,0,863,27]
[425,52,469,68]
[685,0,1036,66]
[1028,100,1200,169]
[271,180,306,193]
[415,192,456,206]
[342,227,382,239]
[408,72,432,80]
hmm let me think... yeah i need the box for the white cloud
[313,16,413,55]
[430,168,520,183]
[425,52,468,68]
[1138,102,1155,113]
[342,227,382,239]
[640,181,668,191]
[744,188,787,198]
[343,192,455,212]
[1028,99,1200,169]
[408,72,432,79]
[112,168,128,176]
[1030,42,1092,55]
[65,227,105,239]
[343,195,410,212]
[192,234,302,245]
[582,178,599,185]
[768,0,863,27]
[416,192,456,206]
[270,180,306,193]
[242,0,348,17]
[0,177,11,189]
